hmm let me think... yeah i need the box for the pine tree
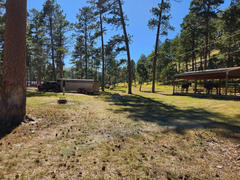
[28,9,48,85]
[148,0,173,93]
[54,9,69,78]
[137,55,149,92]
[108,0,132,94]
[42,0,59,81]
[217,1,240,67]
[190,0,224,70]
[180,12,200,71]
[88,0,111,91]
[71,36,85,78]
[74,7,97,79]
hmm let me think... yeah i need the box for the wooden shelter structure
[174,67,240,96]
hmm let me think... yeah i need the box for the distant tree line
[72,0,133,93]
[0,0,134,93]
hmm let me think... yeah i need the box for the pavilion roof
[175,67,240,80]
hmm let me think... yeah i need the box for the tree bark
[191,31,195,71]
[185,62,188,72]
[49,16,56,81]
[35,29,43,85]
[99,9,105,91]
[0,0,27,131]
[204,4,210,70]
[37,61,42,85]
[57,28,64,79]
[152,0,164,93]
[117,0,132,94]
[84,20,88,79]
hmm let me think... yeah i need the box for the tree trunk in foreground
[118,0,132,94]
[152,0,164,93]
[0,0,27,130]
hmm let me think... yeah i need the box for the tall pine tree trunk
[37,62,42,85]
[0,0,27,131]
[84,21,88,79]
[185,62,188,72]
[200,52,203,70]
[117,0,132,94]
[191,31,195,71]
[204,22,209,70]
[204,4,210,70]
[57,31,64,79]
[100,10,105,91]
[49,16,56,81]
[152,0,164,93]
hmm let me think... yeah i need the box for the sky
[27,0,231,67]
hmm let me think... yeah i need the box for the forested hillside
[138,0,240,84]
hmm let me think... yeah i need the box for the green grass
[0,86,239,179]
[105,86,240,139]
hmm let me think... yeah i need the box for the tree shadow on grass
[0,124,19,140]
[106,94,240,141]
[0,115,35,140]
[170,93,240,101]
[141,90,163,93]
[27,91,60,98]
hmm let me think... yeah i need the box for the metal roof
[57,79,95,82]
[175,67,240,80]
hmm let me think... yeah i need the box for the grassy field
[0,85,239,179]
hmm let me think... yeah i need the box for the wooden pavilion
[173,67,240,96]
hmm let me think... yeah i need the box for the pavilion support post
[194,80,197,94]
[234,85,237,96]
[173,80,176,95]
[218,79,221,95]
[225,72,229,95]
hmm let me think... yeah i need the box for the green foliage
[148,0,174,34]
[148,0,174,92]
[190,0,224,69]
[40,0,70,80]
[145,0,240,83]
[216,2,240,67]
[190,0,224,20]
[137,55,149,86]
[24,0,70,84]
[27,9,48,83]
[180,12,200,71]
[72,6,98,79]
[1,0,240,88]
[160,63,176,83]
[155,39,178,83]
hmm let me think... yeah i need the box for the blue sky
[28,0,231,67]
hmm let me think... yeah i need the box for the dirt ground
[0,89,239,179]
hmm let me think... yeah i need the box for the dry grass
[0,87,239,179]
